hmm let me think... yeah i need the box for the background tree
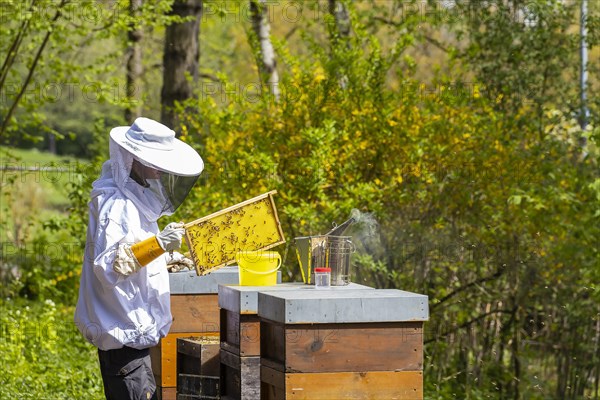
[160,0,203,129]
[0,1,598,399]
[125,0,144,123]
[249,0,280,101]
[0,0,68,138]
[328,0,350,39]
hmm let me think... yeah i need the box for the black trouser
[98,346,158,400]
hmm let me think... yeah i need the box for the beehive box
[184,191,285,276]
[151,267,239,395]
[258,289,429,400]
[177,336,221,399]
[218,283,374,400]
[218,283,374,357]
[177,336,221,377]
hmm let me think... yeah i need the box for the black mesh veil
[132,156,200,216]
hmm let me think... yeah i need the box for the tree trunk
[328,0,351,39]
[249,0,280,101]
[511,319,521,400]
[556,316,569,399]
[48,133,56,154]
[327,0,350,89]
[160,0,202,130]
[125,0,143,124]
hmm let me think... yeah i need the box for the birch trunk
[125,0,143,124]
[160,0,202,129]
[327,0,350,89]
[328,0,351,39]
[250,0,280,101]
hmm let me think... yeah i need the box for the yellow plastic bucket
[235,250,281,286]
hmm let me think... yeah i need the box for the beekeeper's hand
[166,251,195,272]
[156,222,185,252]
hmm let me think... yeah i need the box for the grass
[0,146,88,209]
[0,146,90,248]
[0,146,80,165]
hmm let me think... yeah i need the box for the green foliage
[0,299,103,399]
[171,4,599,398]
[0,0,179,155]
[0,145,102,303]
[0,1,598,399]
[450,0,595,123]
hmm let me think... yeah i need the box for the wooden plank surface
[220,349,261,400]
[170,294,220,333]
[221,309,261,356]
[260,366,423,400]
[155,386,176,400]
[239,315,261,356]
[177,337,221,378]
[239,355,261,400]
[177,374,220,398]
[261,320,423,373]
[260,320,286,366]
[283,322,423,373]
[222,309,240,351]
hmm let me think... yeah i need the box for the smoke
[347,209,383,257]
[349,208,378,237]
[326,209,386,286]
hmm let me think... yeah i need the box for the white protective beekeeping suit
[74,118,203,351]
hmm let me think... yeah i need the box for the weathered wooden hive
[218,283,373,399]
[258,289,429,400]
[151,267,239,400]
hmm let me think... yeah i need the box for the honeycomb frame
[184,191,285,276]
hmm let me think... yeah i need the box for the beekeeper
[74,117,203,400]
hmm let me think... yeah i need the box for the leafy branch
[0,0,69,137]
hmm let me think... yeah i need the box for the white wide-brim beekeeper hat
[109,117,203,176]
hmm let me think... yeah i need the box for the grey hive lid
[218,282,374,314]
[169,266,240,294]
[257,289,429,324]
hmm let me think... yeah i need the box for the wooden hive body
[257,289,429,400]
[218,283,374,399]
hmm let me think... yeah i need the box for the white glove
[156,222,185,252]
[167,251,195,272]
